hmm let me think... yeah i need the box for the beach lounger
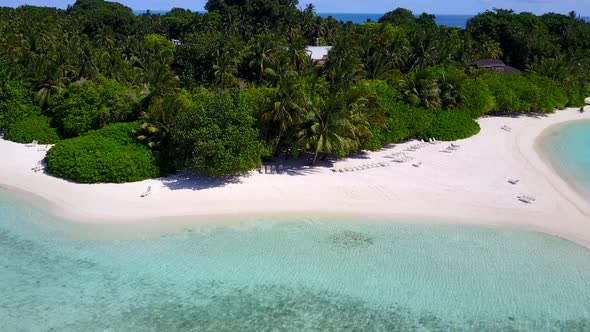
[501,125,512,132]
[508,179,520,185]
[517,195,535,204]
[412,162,422,168]
[518,196,533,204]
[259,166,264,174]
[278,164,284,173]
[140,186,152,198]
[271,165,277,174]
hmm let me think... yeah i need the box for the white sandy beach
[1,108,589,246]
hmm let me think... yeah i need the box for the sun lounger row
[140,186,152,198]
[440,144,460,153]
[517,195,536,204]
[332,162,389,173]
[391,155,414,163]
[38,145,50,152]
[406,140,430,151]
[31,161,44,173]
[259,164,284,174]
[25,140,38,147]
[384,152,406,159]
[428,138,442,144]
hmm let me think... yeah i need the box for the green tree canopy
[171,90,269,176]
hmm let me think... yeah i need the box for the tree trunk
[312,148,320,165]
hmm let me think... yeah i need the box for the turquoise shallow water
[2,188,590,331]
[541,120,590,199]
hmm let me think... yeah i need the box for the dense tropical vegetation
[1,1,589,182]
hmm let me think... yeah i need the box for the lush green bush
[563,85,590,107]
[462,77,496,118]
[366,80,480,147]
[5,115,60,144]
[484,73,532,112]
[48,80,139,138]
[0,81,42,128]
[45,122,160,183]
[482,72,568,113]
[530,75,568,111]
[172,90,269,177]
[417,110,481,141]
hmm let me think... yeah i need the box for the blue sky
[4,0,590,16]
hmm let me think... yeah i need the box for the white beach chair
[412,162,422,168]
[517,196,532,204]
[25,140,37,147]
[140,186,152,198]
[508,179,520,185]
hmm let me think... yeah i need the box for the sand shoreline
[1,108,589,246]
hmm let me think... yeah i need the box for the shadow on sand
[160,173,243,191]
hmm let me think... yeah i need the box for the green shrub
[530,75,567,111]
[563,85,590,107]
[484,73,531,112]
[418,110,481,141]
[172,90,269,177]
[0,81,42,128]
[45,122,160,183]
[482,72,568,113]
[5,115,60,144]
[463,78,496,118]
[48,80,139,138]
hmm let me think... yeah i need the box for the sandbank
[0,109,589,247]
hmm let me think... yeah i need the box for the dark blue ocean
[133,11,590,28]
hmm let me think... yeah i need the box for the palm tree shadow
[160,173,243,191]
[263,156,335,176]
[485,111,551,119]
[344,151,371,160]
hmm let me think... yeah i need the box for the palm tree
[296,89,370,164]
[260,69,307,154]
[135,94,188,149]
[400,69,442,109]
[213,48,240,88]
[247,34,280,83]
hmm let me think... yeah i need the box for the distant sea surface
[133,11,590,28]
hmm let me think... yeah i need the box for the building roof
[473,59,521,74]
[305,46,332,62]
[474,59,505,68]
[500,65,521,74]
